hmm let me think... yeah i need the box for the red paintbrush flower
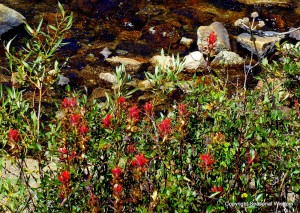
[128,105,139,122]
[102,114,113,128]
[8,129,20,142]
[144,102,153,116]
[111,166,122,178]
[207,31,217,48]
[58,171,70,185]
[158,118,172,137]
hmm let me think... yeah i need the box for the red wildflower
[8,129,20,142]
[132,154,148,167]
[207,31,217,48]
[58,171,70,185]
[70,114,81,126]
[102,114,113,128]
[117,96,126,105]
[247,150,258,165]
[58,147,68,154]
[144,102,153,116]
[200,153,215,169]
[158,118,172,137]
[62,98,77,109]
[113,184,123,194]
[111,166,122,178]
[178,103,187,116]
[128,105,139,122]
[79,124,89,135]
[211,185,223,193]
[68,151,77,161]
[126,144,135,153]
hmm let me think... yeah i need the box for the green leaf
[255,193,264,202]
[58,1,65,17]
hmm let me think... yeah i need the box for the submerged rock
[0,4,26,37]
[237,33,284,57]
[105,56,143,71]
[197,22,231,54]
[235,0,292,7]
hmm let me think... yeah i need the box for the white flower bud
[251,12,259,18]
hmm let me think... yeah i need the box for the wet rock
[237,33,284,57]
[180,37,193,48]
[57,75,70,86]
[197,22,231,54]
[149,55,172,69]
[118,30,142,41]
[136,3,168,22]
[171,7,216,27]
[116,41,156,56]
[211,51,244,67]
[235,0,292,7]
[0,4,26,37]
[105,56,143,71]
[142,22,181,49]
[183,51,206,70]
[289,28,300,40]
[100,47,112,58]
[99,72,117,85]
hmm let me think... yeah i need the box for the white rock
[100,47,112,58]
[180,37,193,48]
[105,56,142,71]
[99,72,117,84]
[183,51,206,70]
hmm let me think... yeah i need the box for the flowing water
[1,0,299,99]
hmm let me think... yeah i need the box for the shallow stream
[1,0,299,101]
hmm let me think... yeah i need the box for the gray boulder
[237,33,284,57]
[0,4,26,37]
[197,22,231,54]
[211,51,244,67]
[289,28,300,40]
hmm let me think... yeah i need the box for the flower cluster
[178,103,187,116]
[128,105,140,123]
[199,153,216,171]
[131,154,148,167]
[102,114,113,128]
[158,118,172,138]
[207,31,217,49]
[58,147,77,162]
[58,171,71,185]
[8,129,20,142]
[211,185,223,194]
[62,97,77,109]
[144,102,153,117]
[234,12,265,31]
[111,166,122,179]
